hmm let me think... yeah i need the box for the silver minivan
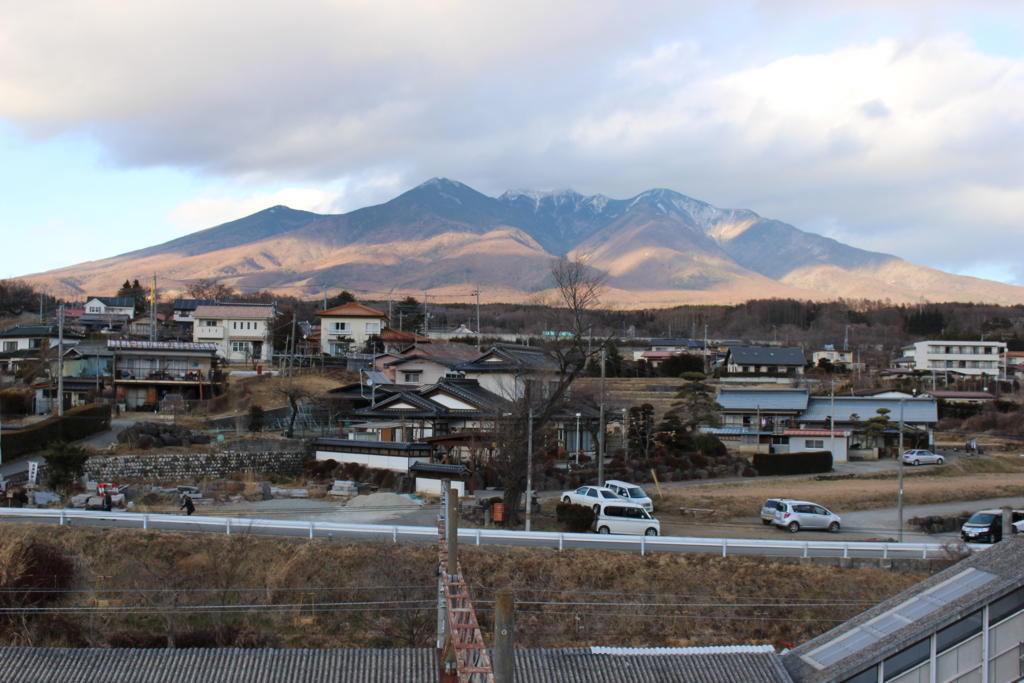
[772,500,841,533]
[594,501,661,536]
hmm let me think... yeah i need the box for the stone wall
[84,450,309,482]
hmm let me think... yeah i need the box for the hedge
[556,502,596,533]
[753,450,833,476]
[1,403,111,459]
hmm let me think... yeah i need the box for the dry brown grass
[661,459,1024,520]
[0,524,934,649]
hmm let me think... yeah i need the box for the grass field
[0,525,934,650]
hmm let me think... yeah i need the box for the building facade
[896,340,1007,377]
[192,304,276,364]
[315,302,388,356]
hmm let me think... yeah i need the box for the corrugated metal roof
[515,648,791,682]
[728,345,806,366]
[0,647,437,683]
[800,397,937,424]
[107,340,219,352]
[717,388,809,412]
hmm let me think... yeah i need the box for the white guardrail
[0,508,954,560]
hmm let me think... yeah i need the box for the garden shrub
[753,451,833,475]
[556,503,595,533]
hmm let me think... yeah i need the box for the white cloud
[1,1,1023,284]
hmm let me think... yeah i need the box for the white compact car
[561,485,622,511]
[594,501,661,536]
[603,480,654,512]
[772,500,841,533]
[900,449,944,466]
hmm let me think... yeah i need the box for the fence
[0,509,956,560]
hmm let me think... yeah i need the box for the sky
[1,1,1023,287]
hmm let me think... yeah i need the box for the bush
[753,451,833,476]
[555,503,595,533]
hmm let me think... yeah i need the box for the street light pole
[575,412,581,466]
[829,379,836,459]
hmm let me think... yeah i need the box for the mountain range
[20,178,1024,307]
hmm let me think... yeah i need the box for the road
[0,508,953,561]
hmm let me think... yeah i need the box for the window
[805,439,824,449]
[402,371,422,384]
[204,319,218,326]
[989,586,1024,625]
[586,489,598,498]
[2,341,15,351]
[231,341,251,354]
[883,639,929,678]
[937,610,982,652]
[333,321,348,332]
[365,322,380,335]
[88,306,101,313]
[232,322,238,329]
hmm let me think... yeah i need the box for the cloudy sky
[2,1,1023,286]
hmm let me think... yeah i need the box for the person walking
[180,494,195,516]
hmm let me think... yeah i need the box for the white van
[594,501,660,536]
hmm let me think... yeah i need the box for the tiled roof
[456,343,559,373]
[315,302,387,318]
[390,343,481,367]
[0,324,84,339]
[728,345,806,366]
[0,647,437,683]
[193,304,276,319]
[380,327,428,342]
[716,388,809,412]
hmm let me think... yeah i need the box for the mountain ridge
[17,178,1024,307]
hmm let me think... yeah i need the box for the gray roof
[516,647,791,682]
[650,338,703,348]
[171,298,218,311]
[88,296,135,307]
[456,343,559,373]
[799,397,937,424]
[0,645,793,682]
[727,346,806,366]
[0,647,436,683]
[784,537,1024,682]
[716,388,809,412]
[0,324,85,339]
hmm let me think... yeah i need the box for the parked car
[760,498,796,525]
[900,449,944,466]
[772,500,841,533]
[594,501,661,536]
[603,480,654,512]
[561,485,622,511]
[960,508,1024,544]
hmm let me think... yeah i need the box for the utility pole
[829,378,836,459]
[150,274,157,341]
[492,590,516,683]
[39,293,44,323]
[57,304,65,416]
[474,287,481,351]
[598,346,606,485]
[703,323,709,374]
[423,292,429,337]
[897,399,905,542]
[446,485,458,574]
[525,404,534,532]
[289,315,297,378]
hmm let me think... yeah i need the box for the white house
[895,340,1007,377]
[84,296,136,318]
[315,302,388,355]
[192,304,276,364]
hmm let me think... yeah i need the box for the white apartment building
[315,302,387,355]
[896,340,1007,377]
[192,304,276,364]
[84,296,136,318]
